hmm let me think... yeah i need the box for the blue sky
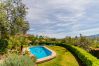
[23,0,99,38]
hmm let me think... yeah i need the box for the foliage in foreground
[0,54,35,66]
[60,44,99,66]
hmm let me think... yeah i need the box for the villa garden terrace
[0,0,99,66]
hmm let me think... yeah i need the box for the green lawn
[38,46,79,66]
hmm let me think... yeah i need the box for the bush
[7,35,30,54]
[0,54,35,66]
[60,44,99,66]
[0,39,8,54]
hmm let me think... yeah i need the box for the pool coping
[23,46,56,64]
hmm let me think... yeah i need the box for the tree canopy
[0,0,29,39]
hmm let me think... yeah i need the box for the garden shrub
[7,36,30,53]
[0,54,35,66]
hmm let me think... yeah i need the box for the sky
[23,0,99,38]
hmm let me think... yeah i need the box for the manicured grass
[38,46,79,66]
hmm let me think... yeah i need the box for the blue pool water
[29,46,52,59]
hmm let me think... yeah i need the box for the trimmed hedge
[40,42,99,66]
[59,44,99,66]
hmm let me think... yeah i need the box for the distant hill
[87,34,99,38]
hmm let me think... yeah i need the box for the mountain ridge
[87,34,99,38]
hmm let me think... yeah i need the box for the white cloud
[23,0,99,38]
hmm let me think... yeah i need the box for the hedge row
[40,42,99,66]
[59,44,99,66]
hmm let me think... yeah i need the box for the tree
[6,0,29,35]
[0,0,29,39]
[0,2,10,39]
[75,35,93,51]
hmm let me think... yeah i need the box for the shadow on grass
[71,52,86,66]
[65,48,86,66]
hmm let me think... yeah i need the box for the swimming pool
[29,46,56,63]
[29,46,52,59]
